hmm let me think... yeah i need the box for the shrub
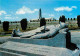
[59,16,62,23]
[68,18,69,21]
[40,18,46,27]
[59,15,66,23]
[3,21,9,31]
[20,18,27,30]
[0,20,1,24]
[71,18,72,21]
[62,15,66,22]
[77,15,80,27]
[74,18,75,20]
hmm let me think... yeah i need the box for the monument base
[0,41,78,56]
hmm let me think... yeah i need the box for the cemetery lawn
[67,21,79,30]
[0,27,37,37]
[68,24,79,30]
[0,34,11,37]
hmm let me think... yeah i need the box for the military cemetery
[0,0,80,56]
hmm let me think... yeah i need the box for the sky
[0,0,80,21]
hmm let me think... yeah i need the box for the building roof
[30,17,53,20]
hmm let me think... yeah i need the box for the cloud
[16,6,38,14]
[54,6,77,12]
[15,17,19,19]
[5,15,11,16]
[5,16,19,19]
[0,10,6,15]
[49,14,54,17]
[5,17,12,19]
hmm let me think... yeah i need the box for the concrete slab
[0,41,78,56]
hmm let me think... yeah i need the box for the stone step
[0,48,43,56]
[1,41,77,56]
[0,50,26,56]
[0,41,47,56]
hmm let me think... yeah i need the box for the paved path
[71,31,80,48]
[0,37,10,43]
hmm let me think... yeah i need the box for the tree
[59,15,66,23]
[74,18,75,20]
[55,19,56,21]
[62,15,66,22]
[3,21,9,31]
[59,16,62,23]
[77,15,80,27]
[0,20,1,24]
[68,18,69,21]
[40,18,46,27]
[71,18,72,21]
[20,18,27,30]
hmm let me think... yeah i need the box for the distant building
[30,8,55,22]
[39,8,42,19]
[9,21,20,23]
[30,17,55,22]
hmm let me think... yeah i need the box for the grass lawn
[67,21,80,30]
[0,34,11,37]
[0,27,37,37]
